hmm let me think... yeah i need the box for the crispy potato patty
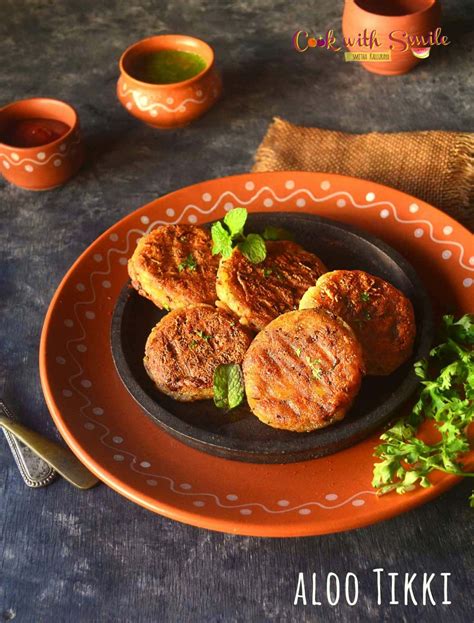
[242,309,364,432]
[144,305,253,402]
[299,270,416,375]
[128,225,219,310]
[216,240,327,331]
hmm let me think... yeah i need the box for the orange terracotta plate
[39,171,474,537]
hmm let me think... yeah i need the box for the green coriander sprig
[373,314,474,505]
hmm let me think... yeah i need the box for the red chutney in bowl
[1,118,71,148]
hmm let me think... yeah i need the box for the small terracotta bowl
[343,0,441,76]
[0,98,84,191]
[117,34,222,129]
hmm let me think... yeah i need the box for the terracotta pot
[342,0,441,75]
[0,98,84,190]
[117,34,222,129]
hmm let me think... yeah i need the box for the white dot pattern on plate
[336,199,346,208]
[166,97,174,105]
[196,90,203,97]
[140,216,150,224]
[76,283,85,291]
[409,203,419,213]
[166,208,175,217]
[296,198,306,208]
[126,102,132,110]
[263,198,273,207]
[56,356,66,365]
[463,278,473,288]
[3,161,10,169]
[325,493,338,501]
[53,159,62,167]
[62,389,72,397]
[11,153,20,161]
[37,152,46,160]
[147,479,157,486]
[380,209,390,219]
[469,257,474,266]
[76,344,87,352]
[112,436,123,444]
[321,180,331,190]
[85,311,95,319]
[92,407,104,415]
[202,193,212,202]
[299,509,311,515]
[285,180,295,190]
[81,379,92,388]
[443,226,453,235]
[240,509,252,515]
[109,233,119,242]
[84,422,95,430]
[113,454,124,462]
[93,254,102,262]
[226,494,238,501]
[245,181,255,191]
[102,280,111,289]
[352,499,365,507]
[25,165,34,173]
[119,257,128,265]
[224,202,234,211]
[64,319,74,327]
[442,250,452,260]
[180,483,192,490]
[365,192,375,201]
[140,461,151,468]
[59,144,67,153]
[150,110,157,117]
[188,214,198,224]
[277,500,290,507]
[193,501,205,507]
[414,228,424,238]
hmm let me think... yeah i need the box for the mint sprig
[213,363,245,410]
[211,207,267,264]
[373,314,474,504]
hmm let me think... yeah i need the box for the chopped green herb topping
[178,254,197,272]
[196,330,212,341]
[306,356,322,379]
[360,292,370,303]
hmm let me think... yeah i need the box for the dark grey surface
[0,1,472,622]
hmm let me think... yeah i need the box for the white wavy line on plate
[146,186,472,273]
[60,181,470,517]
[0,136,82,167]
[123,87,207,113]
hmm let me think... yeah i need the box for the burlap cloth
[252,117,474,229]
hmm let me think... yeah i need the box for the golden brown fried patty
[299,270,416,376]
[128,225,219,310]
[144,305,253,401]
[242,309,364,432]
[216,240,327,331]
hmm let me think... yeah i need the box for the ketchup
[1,118,70,148]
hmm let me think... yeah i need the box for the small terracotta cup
[0,98,84,190]
[342,0,441,75]
[117,34,222,129]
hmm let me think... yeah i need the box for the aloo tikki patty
[216,240,327,331]
[243,308,364,432]
[144,305,253,402]
[299,270,416,375]
[128,224,219,310]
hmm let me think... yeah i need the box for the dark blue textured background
[1,1,472,621]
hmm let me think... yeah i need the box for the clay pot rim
[119,34,215,90]
[351,0,437,20]
[0,97,79,153]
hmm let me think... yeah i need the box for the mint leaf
[262,226,294,241]
[213,363,245,410]
[224,207,247,237]
[211,221,232,257]
[238,233,267,264]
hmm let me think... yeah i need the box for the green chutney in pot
[132,50,207,84]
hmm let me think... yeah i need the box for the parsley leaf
[213,363,245,410]
[373,314,474,503]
